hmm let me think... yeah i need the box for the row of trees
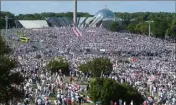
[114,12,176,39]
[16,12,92,20]
[126,18,176,39]
[114,12,174,22]
[46,57,113,77]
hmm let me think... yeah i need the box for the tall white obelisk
[73,0,77,26]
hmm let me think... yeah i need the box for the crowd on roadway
[1,27,176,105]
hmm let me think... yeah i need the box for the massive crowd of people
[1,27,176,105]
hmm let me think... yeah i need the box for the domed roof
[95,8,116,19]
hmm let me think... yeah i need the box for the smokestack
[73,0,77,26]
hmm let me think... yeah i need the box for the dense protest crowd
[1,27,176,105]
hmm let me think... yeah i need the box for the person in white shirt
[57,93,61,100]
[172,98,176,105]
[123,101,126,105]
[61,94,64,99]
[71,96,75,105]
[36,97,42,105]
[130,100,133,105]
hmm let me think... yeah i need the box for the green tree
[0,35,11,55]
[88,78,144,105]
[88,78,120,105]
[91,58,113,77]
[0,35,24,104]
[128,22,148,35]
[78,63,89,75]
[115,12,174,38]
[128,23,136,33]
[121,84,144,105]
[79,57,113,77]
[0,11,15,29]
[46,56,69,75]
[151,18,171,38]
[107,21,120,32]
[138,22,148,35]
[166,19,176,39]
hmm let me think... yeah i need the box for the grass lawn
[90,78,96,82]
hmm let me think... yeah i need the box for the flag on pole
[71,83,80,91]
[72,25,82,37]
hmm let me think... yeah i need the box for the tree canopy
[88,78,144,105]
[107,21,120,32]
[78,57,113,77]
[115,12,174,38]
[16,12,91,20]
[0,11,16,29]
[0,35,11,55]
[128,22,148,35]
[0,35,24,104]
[166,19,176,40]
[46,56,69,75]
[151,18,171,38]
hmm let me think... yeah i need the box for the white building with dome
[77,8,121,28]
[89,8,120,28]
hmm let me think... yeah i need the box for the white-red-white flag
[72,25,82,37]
[71,83,80,91]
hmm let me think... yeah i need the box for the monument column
[73,0,77,26]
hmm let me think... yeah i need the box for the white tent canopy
[18,20,49,29]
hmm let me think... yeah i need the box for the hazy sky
[1,1,175,15]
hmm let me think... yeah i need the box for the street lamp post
[5,16,8,36]
[2,16,12,42]
[146,21,154,37]
[4,16,10,42]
